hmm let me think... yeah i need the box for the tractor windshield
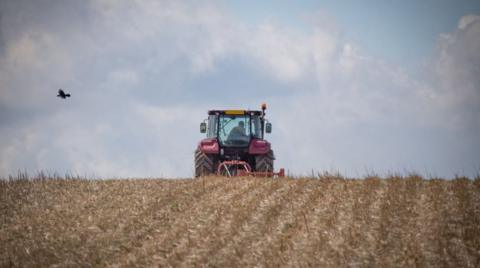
[218,114,262,147]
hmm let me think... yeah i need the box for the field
[1,175,479,267]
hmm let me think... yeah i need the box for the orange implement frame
[216,160,285,178]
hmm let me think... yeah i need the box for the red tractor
[195,104,283,177]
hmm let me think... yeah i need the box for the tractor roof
[208,110,263,116]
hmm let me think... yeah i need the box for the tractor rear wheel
[195,149,215,177]
[255,150,275,172]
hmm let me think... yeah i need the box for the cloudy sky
[0,0,479,178]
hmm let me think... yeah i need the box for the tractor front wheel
[255,150,275,172]
[195,149,215,178]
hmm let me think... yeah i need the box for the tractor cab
[201,109,271,148]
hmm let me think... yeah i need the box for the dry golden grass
[1,175,479,267]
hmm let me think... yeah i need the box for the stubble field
[1,175,479,267]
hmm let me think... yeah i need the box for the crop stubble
[1,176,479,267]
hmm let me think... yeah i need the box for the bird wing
[58,89,64,95]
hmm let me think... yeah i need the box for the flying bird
[57,89,71,99]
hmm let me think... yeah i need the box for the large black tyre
[255,150,275,172]
[195,149,215,178]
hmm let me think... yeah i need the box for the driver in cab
[228,121,246,140]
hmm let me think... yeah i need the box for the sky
[0,0,479,178]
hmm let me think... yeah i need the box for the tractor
[195,104,283,177]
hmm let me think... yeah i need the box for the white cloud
[458,14,480,29]
[243,23,312,82]
[265,14,480,176]
[107,69,140,90]
[0,1,478,178]
[429,14,480,128]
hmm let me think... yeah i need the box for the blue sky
[229,0,480,65]
[0,0,479,178]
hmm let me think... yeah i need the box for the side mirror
[265,122,272,133]
[200,122,207,133]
